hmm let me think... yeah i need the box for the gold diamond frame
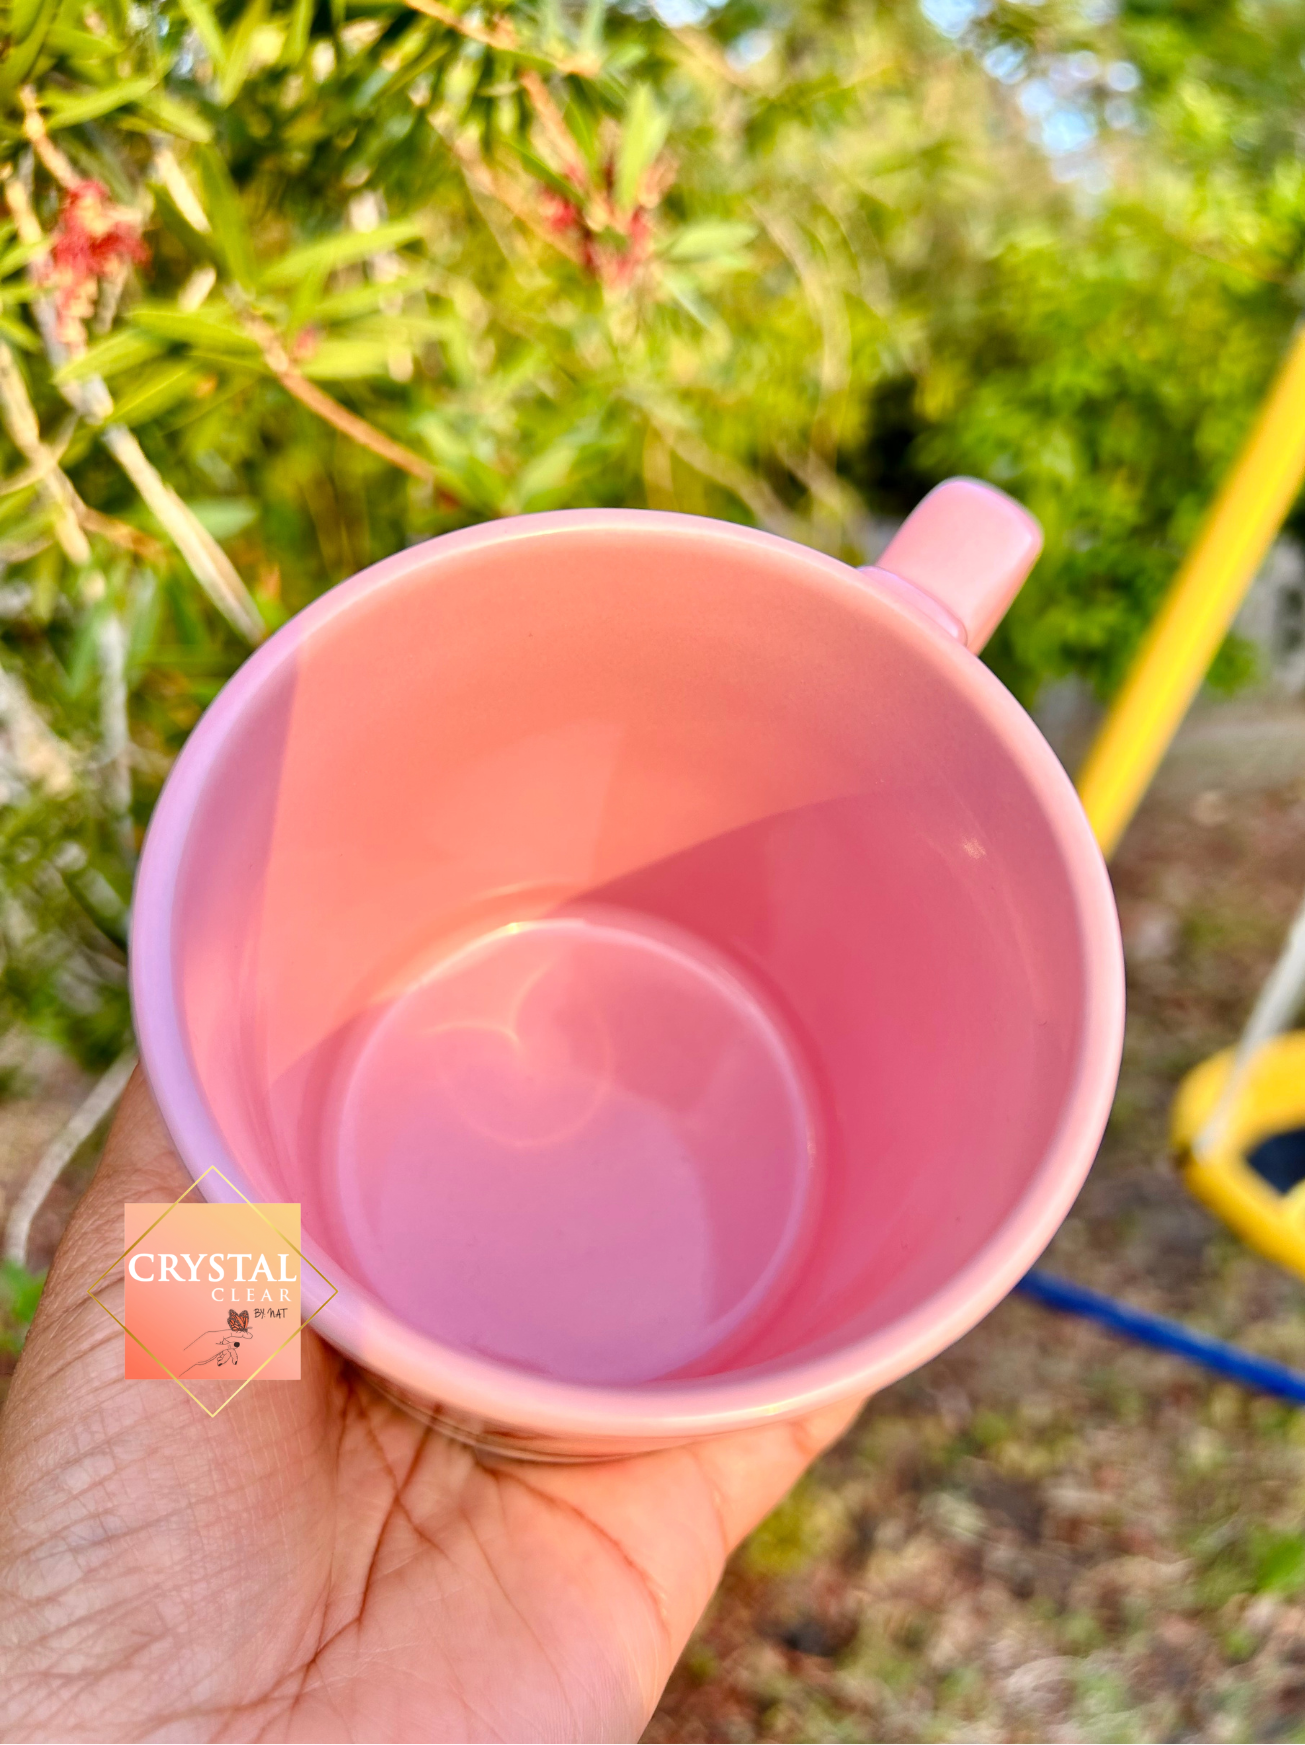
[87,1164,337,1417]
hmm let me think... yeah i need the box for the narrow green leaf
[377,33,452,107]
[659,267,716,328]
[45,74,161,129]
[661,221,757,262]
[133,91,214,143]
[416,415,504,512]
[579,0,606,58]
[149,185,221,270]
[193,147,256,287]
[310,272,432,324]
[343,313,450,345]
[512,437,580,508]
[297,339,396,380]
[45,23,121,59]
[562,95,599,172]
[176,0,227,71]
[0,314,40,353]
[614,83,668,214]
[55,328,164,384]
[0,239,49,279]
[287,263,331,338]
[126,569,162,676]
[219,0,268,107]
[496,46,557,74]
[282,0,313,66]
[501,138,583,204]
[0,505,50,549]
[259,219,424,289]
[65,604,103,699]
[155,377,248,437]
[597,40,643,79]
[14,0,51,35]
[110,362,212,428]
[184,498,258,538]
[130,306,261,357]
[0,0,60,98]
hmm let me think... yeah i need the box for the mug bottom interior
[320,907,822,1386]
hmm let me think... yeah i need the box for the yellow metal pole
[1076,323,1305,858]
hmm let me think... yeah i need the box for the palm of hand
[0,1077,858,1742]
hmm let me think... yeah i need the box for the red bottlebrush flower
[540,190,583,236]
[38,180,149,348]
[586,208,655,288]
[536,167,660,287]
[627,207,651,256]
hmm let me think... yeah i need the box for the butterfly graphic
[181,1309,256,1374]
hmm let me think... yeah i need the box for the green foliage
[0,1258,44,1354]
[1194,1520,1305,1607]
[743,1476,850,1574]
[0,0,1301,1064]
[1253,1528,1305,1597]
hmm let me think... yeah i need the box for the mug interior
[154,514,1102,1394]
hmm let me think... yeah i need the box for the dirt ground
[5,775,1305,1742]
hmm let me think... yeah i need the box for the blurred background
[4,1,1305,1737]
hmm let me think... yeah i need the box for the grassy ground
[4,776,1305,1741]
[648,778,1305,1744]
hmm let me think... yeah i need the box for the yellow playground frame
[1073,321,1305,1279]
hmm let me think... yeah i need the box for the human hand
[0,1073,861,1742]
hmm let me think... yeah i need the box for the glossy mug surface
[131,482,1124,1459]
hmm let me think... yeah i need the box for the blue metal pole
[1016,1269,1305,1406]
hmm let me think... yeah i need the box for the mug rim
[130,507,1125,1441]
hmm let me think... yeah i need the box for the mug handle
[868,477,1043,653]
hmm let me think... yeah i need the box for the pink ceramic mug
[131,480,1124,1460]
